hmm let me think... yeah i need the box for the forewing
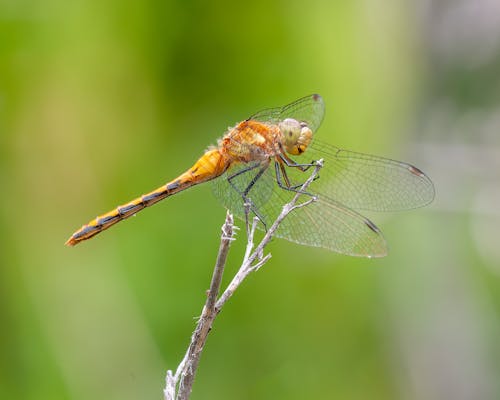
[249,94,325,133]
[245,94,433,212]
[298,140,435,212]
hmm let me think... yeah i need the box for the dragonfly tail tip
[65,237,77,246]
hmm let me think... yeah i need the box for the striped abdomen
[66,149,228,246]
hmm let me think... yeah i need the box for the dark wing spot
[365,219,381,234]
[408,165,425,178]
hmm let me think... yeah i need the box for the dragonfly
[66,94,434,257]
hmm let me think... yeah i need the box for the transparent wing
[294,140,435,212]
[211,94,432,255]
[248,94,325,133]
[212,161,388,257]
[276,197,387,257]
[244,94,433,212]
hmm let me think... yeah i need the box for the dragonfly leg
[278,153,321,186]
[279,152,317,171]
[274,160,317,198]
[227,162,269,233]
[279,153,319,189]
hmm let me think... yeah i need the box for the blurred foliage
[1,0,500,399]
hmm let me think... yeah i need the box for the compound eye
[279,118,301,136]
[279,118,300,133]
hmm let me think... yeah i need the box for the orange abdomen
[66,149,229,246]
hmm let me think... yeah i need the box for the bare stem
[164,160,323,400]
[164,212,234,400]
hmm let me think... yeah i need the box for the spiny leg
[227,161,270,235]
[279,152,317,171]
[274,159,317,199]
[278,153,321,188]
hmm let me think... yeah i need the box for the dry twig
[164,160,323,400]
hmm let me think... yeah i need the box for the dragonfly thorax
[279,118,313,156]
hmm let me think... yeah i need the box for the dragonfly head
[279,118,313,156]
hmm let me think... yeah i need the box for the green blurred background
[2,1,500,399]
